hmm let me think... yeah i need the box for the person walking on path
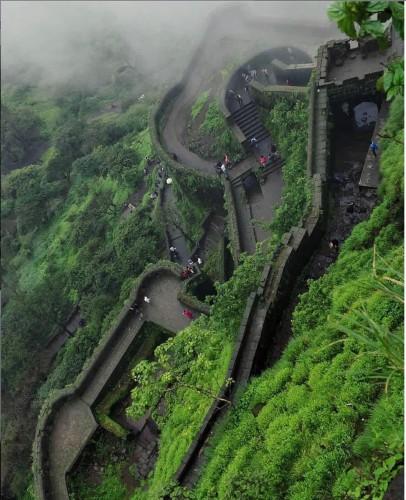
[130,301,144,319]
[329,239,339,253]
[169,246,178,260]
[182,309,193,320]
[144,296,151,304]
[370,141,378,157]
[236,94,243,107]
[224,153,232,168]
[259,155,267,167]
[250,137,258,148]
[220,163,229,179]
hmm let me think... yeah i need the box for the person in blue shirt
[370,141,378,157]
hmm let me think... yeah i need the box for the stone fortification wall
[32,261,209,499]
[223,180,242,265]
[316,39,384,103]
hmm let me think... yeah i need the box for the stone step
[239,121,264,135]
[231,101,255,119]
[231,159,284,188]
[248,129,269,142]
[235,114,259,127]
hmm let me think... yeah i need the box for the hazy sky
[1,1,338,87]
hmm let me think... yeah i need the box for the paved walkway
[143,274,199,333]
[161,7,336,176]
[48,399,97,500]
[162,185,191,265]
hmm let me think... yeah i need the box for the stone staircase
[230,157,284,189]
[230,101,270,144]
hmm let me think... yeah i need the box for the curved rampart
[32,261,210,500]
[148,84,208,178]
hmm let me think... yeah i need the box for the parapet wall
[316,39,384,103]
[223,180,242,264]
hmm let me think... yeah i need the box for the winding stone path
[35,6,341,499]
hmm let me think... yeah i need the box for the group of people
[149,164,167,200]
[242,67,270,84]
[227,89,244,107]
[180,256,203,280]
[214,153,232,177]
[258,146,280,169]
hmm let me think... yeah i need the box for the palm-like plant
[328,2,404,99]
[328,1,404,45]
[329,246,404,391]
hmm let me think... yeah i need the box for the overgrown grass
[191,90,211,120]
[198,101,246,162]
[70,463,127,500]
[260,94,311,238]
[170,169,217,246]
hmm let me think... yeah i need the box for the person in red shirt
[259,155,267,167]
[182,309,193,320]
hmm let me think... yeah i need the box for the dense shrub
[199,101,246,162]
[260,94,311,237]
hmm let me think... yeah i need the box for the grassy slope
[194,97,404,500]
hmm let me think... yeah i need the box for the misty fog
[1,1,340,90]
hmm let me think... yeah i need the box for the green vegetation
[187,97,246,162]
[95,323,172,439]
[200,101,246,162]
[191,96,404,499]
[377,57,404,101]
[191,90,211,120]
[260,94,311,238]
[328,1,404,100]
[70,463,128,500]
[170,168,220,246]
[328,1,404,46]
[203,238,225,283]
[1,102,46,170]
[127,245,270,498]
